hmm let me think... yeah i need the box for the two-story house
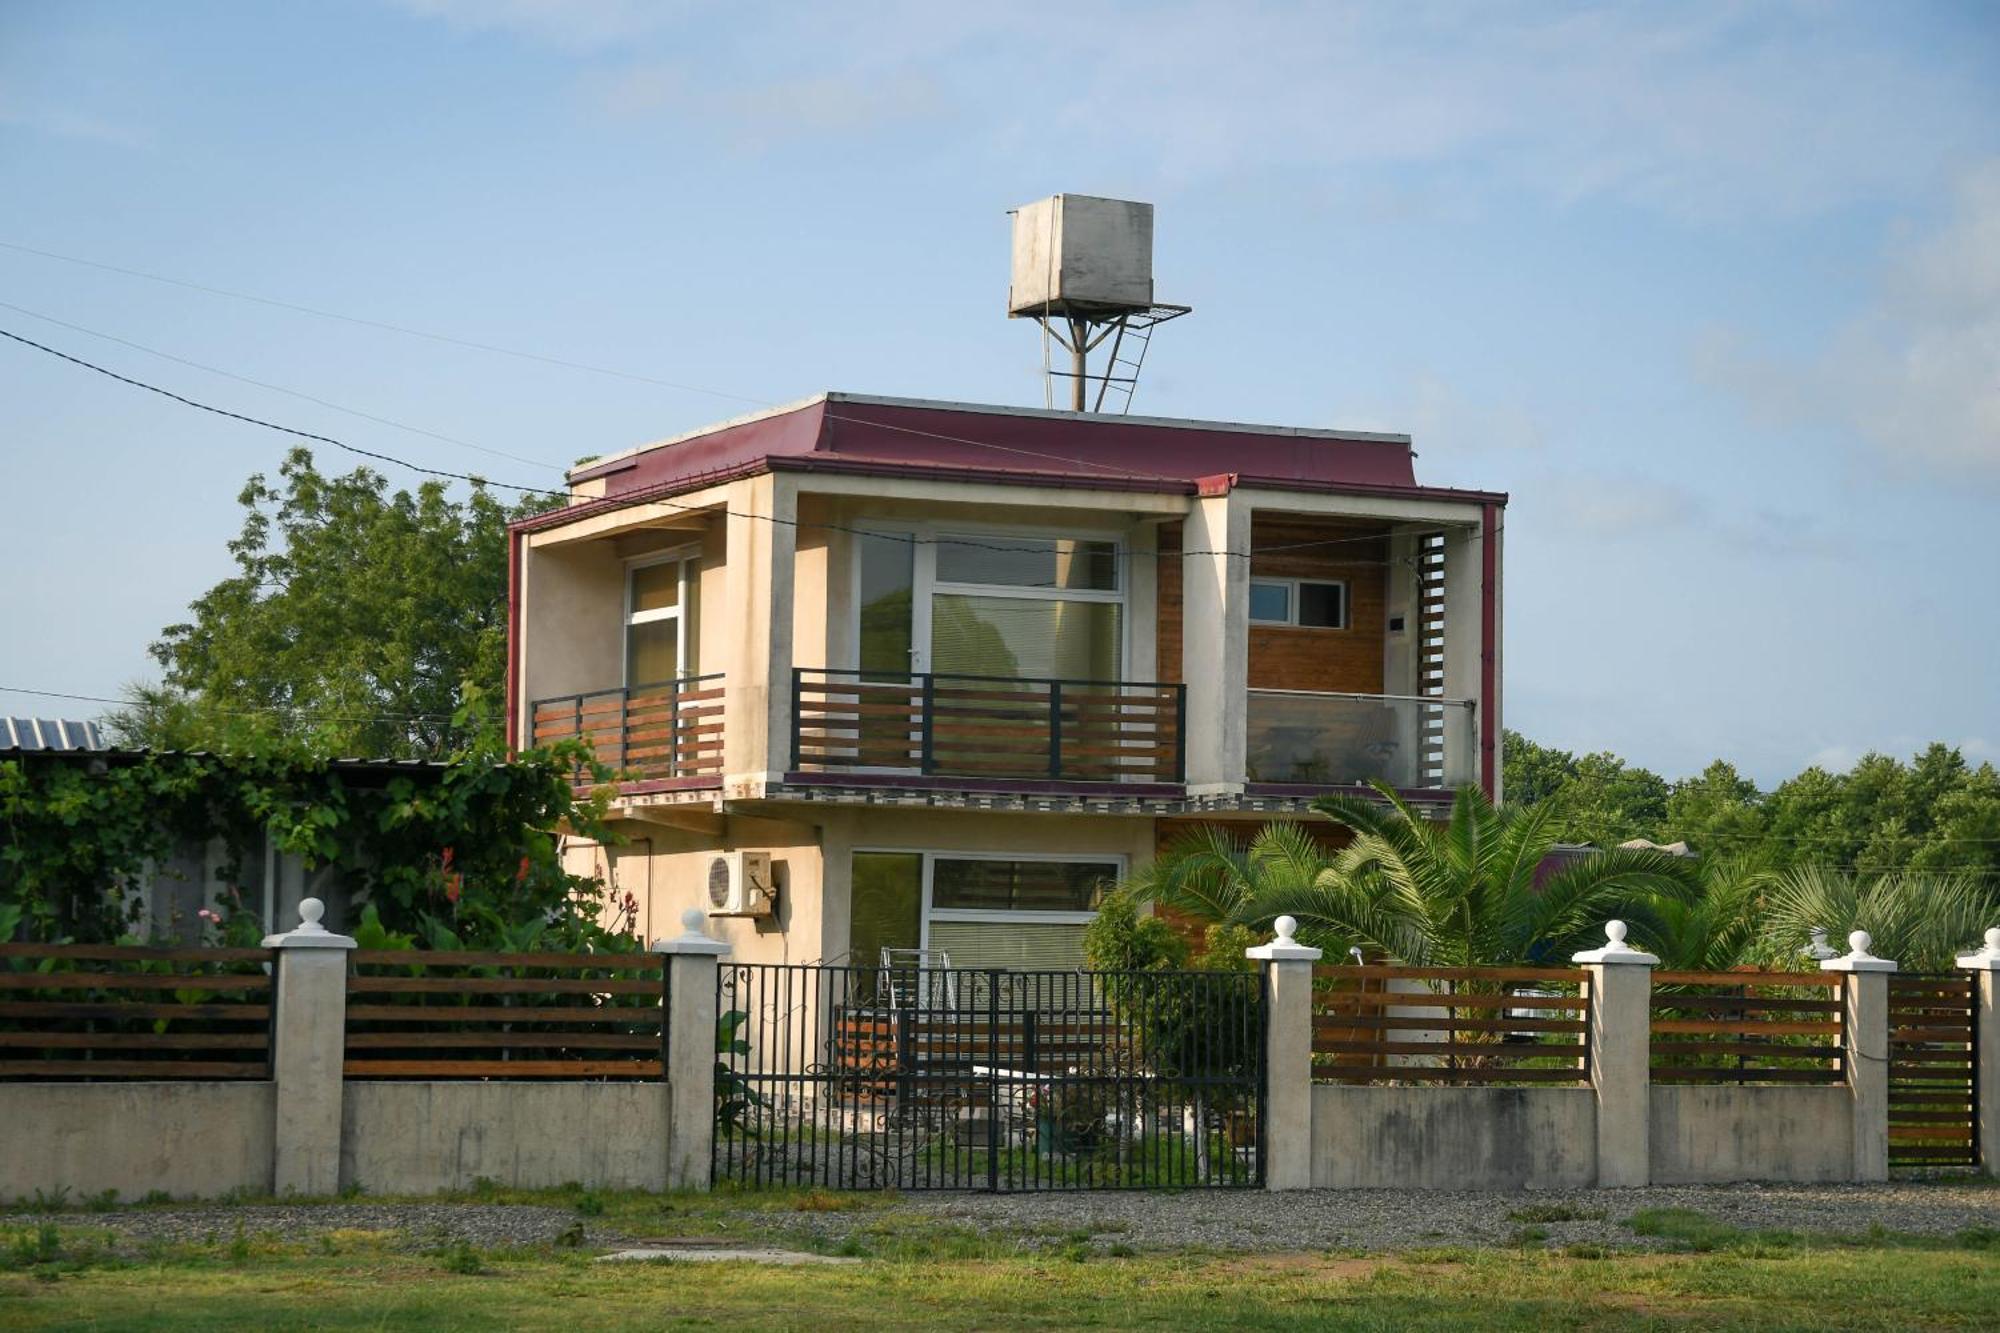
[508,392,1503,970]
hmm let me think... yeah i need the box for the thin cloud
[1696,159,2000,486]
[396,2,1997,223]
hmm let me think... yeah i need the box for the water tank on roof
[1008,194,1155,317]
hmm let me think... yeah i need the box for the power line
[0,325,1470,568]
[0,237,1420,490]
[0,237,771,409]
[0,299,563,471]
[0,684,455,726]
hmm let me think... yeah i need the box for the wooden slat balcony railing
[530,674,724,786]
[791,668,1186,785]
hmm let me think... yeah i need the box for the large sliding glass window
[626,555,701,685]
[854,529,1126,682]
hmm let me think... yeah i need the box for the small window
[1298,581,1347,628]
[931,858,1114,913]
[1249,578,1347,629]
[934,535,1119,592]
[1248,580,1292,624]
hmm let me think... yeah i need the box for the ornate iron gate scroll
[713,963,1265,1191]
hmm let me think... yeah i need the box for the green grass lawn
[1,1193,1994,1331]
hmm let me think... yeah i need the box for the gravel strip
[880,1180,2000,1253]
[12,1180,1997,1258]
[12,1204,622,1252]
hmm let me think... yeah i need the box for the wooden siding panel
[1153,519,1392,693]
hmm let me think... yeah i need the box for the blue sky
[1,0,1995,785]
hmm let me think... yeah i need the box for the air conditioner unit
[706,850,774,917]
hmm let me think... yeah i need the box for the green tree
[112,448,553,758]
[1662,760,1767,860]
[1500,730,1668,847]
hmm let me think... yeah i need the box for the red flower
[516,855,532,883]
[445,872,462,905]
[441,846,455,870]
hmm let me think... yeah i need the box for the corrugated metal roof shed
[1,717,108,751]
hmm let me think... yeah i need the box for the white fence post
[655,908,729,1191]
[1574,921,1656,1188]
[264,898,356,1196]
[1823,930,1896,1183]
[1955,928,2000,1179]
[1247,915,1321,1191]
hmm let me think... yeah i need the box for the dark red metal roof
[526,394,1504,533]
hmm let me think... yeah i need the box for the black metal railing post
[665,676,681,778]
[1047,680,1063,780]
[615,687,629,773]
[986,968,1002,1193]
[789,669,804,776]
[1174,685,1187,783]
[572,695,584,781]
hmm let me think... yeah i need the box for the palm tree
[1244,783,1702,966]
[1129,820,1421,962]
[1753,866,1998,973]
[1641,855,1769,971]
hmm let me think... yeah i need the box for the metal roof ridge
[566,394,829,482]
[820,392,1413,443]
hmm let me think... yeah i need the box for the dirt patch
[1210,1252,1385,1281]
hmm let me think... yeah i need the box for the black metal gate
[1888,974,1979,1170]
[713,963,1265,1191]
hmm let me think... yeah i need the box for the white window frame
[624,547,700,686]
[851,848,1126,951]
[849,521,1129,679]
[1248,576,1349,630]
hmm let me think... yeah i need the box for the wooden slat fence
[345,949,665,1079]
[530,675,724,785]
[1649,970,1845,1085]
[792,668,1185,783]
[1310,965,1592,1085]
[1888,974,1978,1168]
[0,942,273,1079]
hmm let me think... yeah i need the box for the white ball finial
[297,897,327,932]
[681,907,706,933]
[1274,915,1298,944]
[1605,920,1628,946]
[1986,927,2000,952]
[1849,929,1873,956]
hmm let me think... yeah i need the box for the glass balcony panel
[1246,690,1474,789]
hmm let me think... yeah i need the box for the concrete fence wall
[1262,919,1996,1192]
[4,912,1996,1202]
[0,903,725,1205]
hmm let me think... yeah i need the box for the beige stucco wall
[1649,1085,1855,1184]
[518,518,725,733]
[0,1082,275,1202]
[576,805,1157,968]
[520,539,624,714]
[816,807,1157,965]
[341,1082,669,1194]
[1310,1084,1598,1190]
